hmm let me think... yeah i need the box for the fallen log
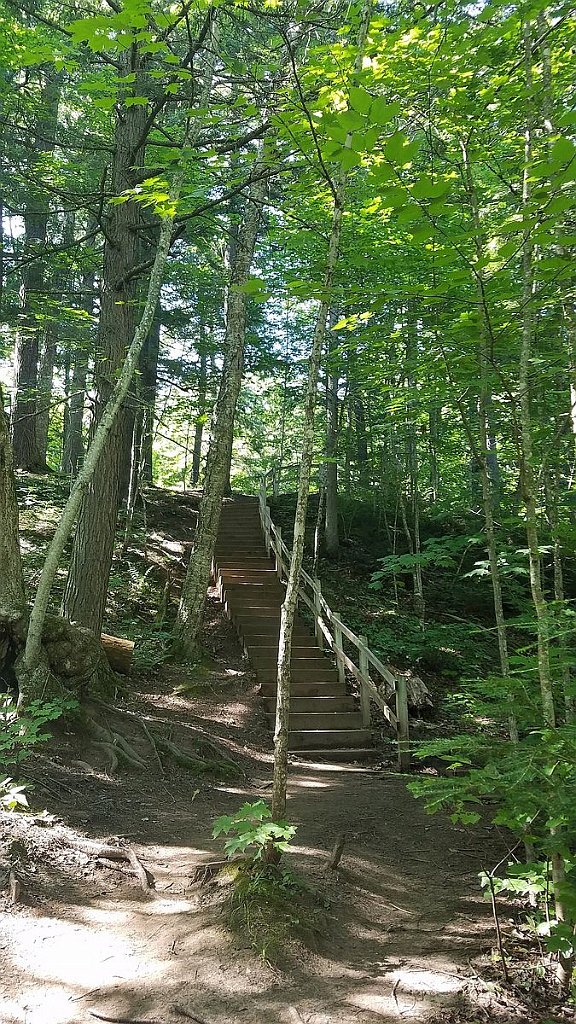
[100,633,134,676]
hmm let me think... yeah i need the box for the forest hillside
[1,0,575,1019]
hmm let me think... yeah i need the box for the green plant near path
[213,800,296,862]
[213,801,327,961]
[409,723,576,979]
[0,695,78,769]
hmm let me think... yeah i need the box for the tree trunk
[324,313,340,558]
[191,340,208,486]
[62,62,148,633]
[140,303,161,485]
[271,0,373,821]
[173,159,269,660]
[459,138,517,740]
[12,71,61,472]
[22,142,189,687]
[61,267,94,477]
[0,384,27,633]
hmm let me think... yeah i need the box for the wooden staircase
[214,496,373,759]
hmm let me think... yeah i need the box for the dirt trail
[1,654,513,1024]
[1,492,527,1024]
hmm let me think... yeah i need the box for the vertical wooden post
[396,673,410,771]
[313,579,323,650]
[275,526,283,580]
[333,613,345,687]
[359,635,371,728]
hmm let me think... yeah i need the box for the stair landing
[214,497,372,760]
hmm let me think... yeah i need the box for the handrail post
[359,635,371,728]
[313,579,323,650]
[275,526,283,580]
[396,674,410,771]
[333,613,345,688]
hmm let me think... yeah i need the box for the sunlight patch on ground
[1,912,165,1023]
[387,968,463,994]
[290,778,331,789]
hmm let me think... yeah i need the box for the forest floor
[1,484,572,1024]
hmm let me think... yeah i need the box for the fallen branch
[173,1007,211,1024]
[126,847,154,891]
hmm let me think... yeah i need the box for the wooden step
[219,569,279,584]
[266,712,364,731]
[246,645,326,664]
[255,662,339,684]
[262,695,356,714]
[291,748,376,763]
[215,558,274,569]
[288,729,372,750]
[259,680,347,698]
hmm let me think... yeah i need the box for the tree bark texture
[62,70,148,633]
[140,304,161,484]
[0,384,26,629]
[61,267,94,476]
[324,314,340,558]
[12,71,61,472]
[23,125,192,679]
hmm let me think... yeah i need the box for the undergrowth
[227,864,327,961]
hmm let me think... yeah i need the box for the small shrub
[0,777,29,812]
[213,800,296,861]
[0,694,78,769]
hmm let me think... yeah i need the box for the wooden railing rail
[258,472,410,770]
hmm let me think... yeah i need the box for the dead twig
[90,1014,166,1024]
[9,868,21,904]
[325,832,346,871]
[126,847,154,891]
[173,1006,211,1024]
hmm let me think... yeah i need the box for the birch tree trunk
[271,0,373,821]
[61,266,94,477]
[191,338,208,486]
[173,160,269,660]
[324,313,340,558]
[460,139,516,737]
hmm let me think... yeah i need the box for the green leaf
[349,86,373,115]
[370,98,401,126]
[550,137,576,165]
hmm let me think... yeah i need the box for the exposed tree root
[84,716,148,771]
[79,699,238,777]
[66,836,154,891]
[191,856,247,885]
[90,698,164,775]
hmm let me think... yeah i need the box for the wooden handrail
[258,476,410,770]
